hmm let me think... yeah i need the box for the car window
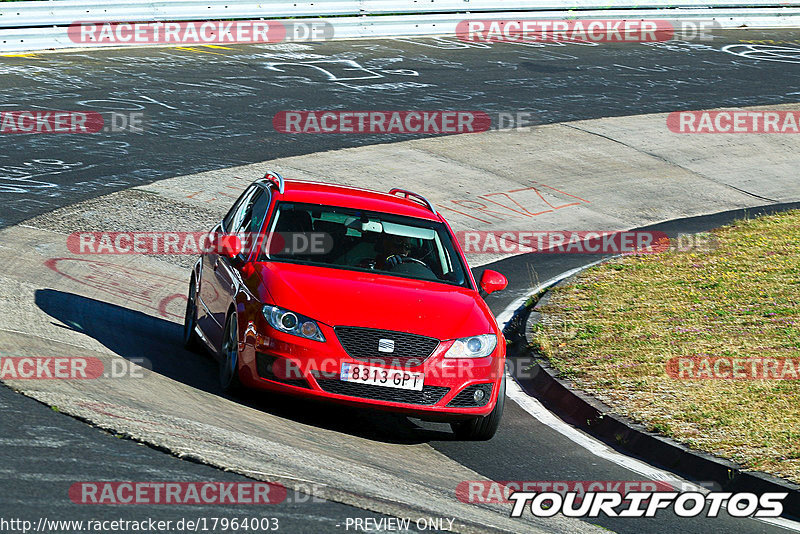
[219,186,271,257]
[261,202,470,288]
[240,188,270,234]
[222,186,257,232]
[225,187,268,233]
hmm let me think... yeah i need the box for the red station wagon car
[183,173,509,440]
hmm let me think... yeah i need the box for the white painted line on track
[497,262,800,532]
[505,371,681,483]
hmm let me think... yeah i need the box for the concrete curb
[506,254,800,520]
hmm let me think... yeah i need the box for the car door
[195,219,224,346]
[197,185,257,350]
[201,184,271,352]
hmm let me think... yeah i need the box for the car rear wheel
[183,278,202,353]
[219,311,243,394]
[450,375,505,441]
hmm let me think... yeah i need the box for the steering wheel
[386,255,427,267]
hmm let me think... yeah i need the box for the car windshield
[260,202,471,288]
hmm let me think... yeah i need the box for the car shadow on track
[34,289,456,445]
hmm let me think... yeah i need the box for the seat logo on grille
[377,339,395,353]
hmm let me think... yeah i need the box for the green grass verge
[532,210,800,483]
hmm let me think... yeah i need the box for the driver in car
[376,233,415,270]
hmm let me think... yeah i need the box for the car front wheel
[219,311,243,394]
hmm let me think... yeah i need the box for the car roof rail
[389,188,437,216]
[262,171,285,194]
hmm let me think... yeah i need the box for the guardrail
[1,1,800,53]
[3,0,800,28]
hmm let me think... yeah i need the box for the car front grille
[334,326,439,367]
[317,379,449,406]
[446,383,493,407]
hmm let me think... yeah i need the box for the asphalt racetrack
[2,30,800,534]
[3,31,800,226]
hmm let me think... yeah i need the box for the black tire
[183,277,203,353]
[450,375,506,441]
[219,311,243,394]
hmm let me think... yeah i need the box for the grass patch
[533,210,800,482]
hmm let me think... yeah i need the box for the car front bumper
[237,319,505,419]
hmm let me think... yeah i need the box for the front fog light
[473,388,486,402]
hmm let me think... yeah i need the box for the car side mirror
[479,269,508,297]
[219,234,242,259]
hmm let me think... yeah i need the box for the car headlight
[444,334,497,358]
[262,305,325,342]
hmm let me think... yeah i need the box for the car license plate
[340,363,424,391]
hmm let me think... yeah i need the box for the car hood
[254,262,494,340]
